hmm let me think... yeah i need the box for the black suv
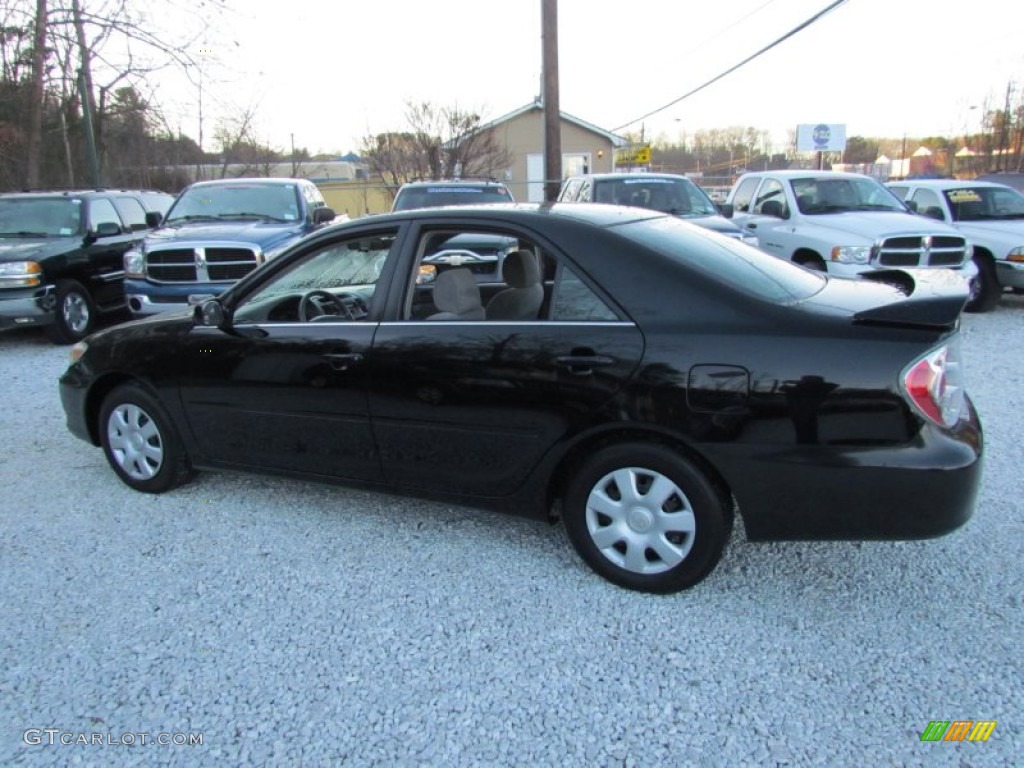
[0,188,175,343]
[391,179,513,212]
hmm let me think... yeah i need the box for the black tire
[562,443,732,593]
[99,383,195,493]
[48,279,96,344]
[964,255,1001,313]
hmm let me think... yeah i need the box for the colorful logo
[920,720,997,742]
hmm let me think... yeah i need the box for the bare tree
[360,100,512,201]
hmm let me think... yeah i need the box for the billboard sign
[796,123,846,152]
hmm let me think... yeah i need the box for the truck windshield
[0,198,82,237]
[943,186,1024,221]
[791,177,906,214]
[166,184,301,223]
[594,178,718,216]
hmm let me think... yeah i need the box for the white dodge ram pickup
[725,170,979,306]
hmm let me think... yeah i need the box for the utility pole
[541,0,561,201]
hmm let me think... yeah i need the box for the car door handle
[555,354,615,375]
[323,352,363,370]
[747,223,757,229]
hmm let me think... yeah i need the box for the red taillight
[901,342,965,428]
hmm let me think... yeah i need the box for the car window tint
[113,196,149,231]
[88,198,123,230]
[730,177,760,212]
[232,231,398,323]
[618,216,825,303]
[551,264,618,321]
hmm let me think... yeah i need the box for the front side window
[752,179,788,216]
[232,231,397,324]
[909,188,944,220]
[0,198,82,237]
[167,183,302,223]
[113,197,149,230]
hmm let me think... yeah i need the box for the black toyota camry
[59,203,983,592]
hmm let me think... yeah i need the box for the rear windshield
[616,216,825,303]
[393,186,511,211]
[593,177,717,216]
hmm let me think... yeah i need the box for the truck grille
[146,246,261,283]
[875,235,967,268]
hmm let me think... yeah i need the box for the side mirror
[313,207,336,225]
[194,299,226,328]
[922,206,945,221]
[716,202,734,218]
[760,200,786,219]
[905,200,918,212]
[93,221,122,238]
[145,211,163,228]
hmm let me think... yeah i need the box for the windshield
[0,198,82,237]
[166,183,301,223]
[943,186,1024,221]
[392,185,512,211]
[594,177,718,216]
[791,177,906,214]
[617,215,825,303]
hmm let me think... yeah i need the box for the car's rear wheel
[964,254,1000,313]
[99,383,194,493]
[48,280,95,344]
[562,443,731,593]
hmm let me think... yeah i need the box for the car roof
[398,179,508,188]
[186,178,307,189]
[738,170,877,181]
[566,173,694,182]
[0,188,168,199]
[887,179,1008,190]
[332,202,664,229]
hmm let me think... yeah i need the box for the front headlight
[124,249,145,278]
[0,260,42,287]
[69,340,88,364]
[1007,246,1024,262]
[830,245,872,264]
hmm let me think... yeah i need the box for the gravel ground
[1,298,1022,767]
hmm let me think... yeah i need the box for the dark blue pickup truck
[123,177,338,316]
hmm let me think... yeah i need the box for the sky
[148,0,1024,156]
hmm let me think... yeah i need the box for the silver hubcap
[586,467,696,574]
[62,292,90,333]
[107,404,164,480]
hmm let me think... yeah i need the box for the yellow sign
[615,145,652,166]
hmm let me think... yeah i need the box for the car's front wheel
[99,383,195,493]
[48,280,96,344]
[562,443,732,593]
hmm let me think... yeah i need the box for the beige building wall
[489,108,618,201]
[317,180,392,218]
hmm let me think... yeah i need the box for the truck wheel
[48,280,96,344]
[964,255,1000,313]
[794,254,826,272]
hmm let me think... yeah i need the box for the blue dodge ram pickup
[123,177,337,316]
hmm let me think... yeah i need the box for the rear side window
[730,177,760,213]
[551,265,619,321]
[619,216,825,303]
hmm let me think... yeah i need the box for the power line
[612,0,850,133]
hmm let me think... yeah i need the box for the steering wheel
[298,290,353,322]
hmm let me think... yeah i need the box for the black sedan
[59,203,983,592]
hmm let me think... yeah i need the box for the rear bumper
[706,398,983,541]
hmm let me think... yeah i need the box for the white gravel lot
[0,297,1022,767]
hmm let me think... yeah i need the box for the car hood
[954,219,1024,249]
[0,237,79,262]
[803,211,961,240]
[148,219,307,249]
